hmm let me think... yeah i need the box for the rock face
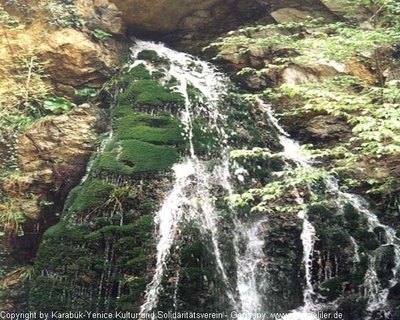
[77,0,272,50]
[76,0,125,34]
[76,0,341,51]
[38,28,122,96]
[2,104,101,261]
[255,0,340,23]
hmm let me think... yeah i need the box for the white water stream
[261,103,319,320]
[342,193,400,318]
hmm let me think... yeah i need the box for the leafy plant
[75,88,98,99]
[43,97,75,114]
[91,29,113,42]
[0,202,26,238]
[43,1,85,28]
[209,0,400,204]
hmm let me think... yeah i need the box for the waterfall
[132,40,237,313]
[236,219,269,314]
[29,38,400,318]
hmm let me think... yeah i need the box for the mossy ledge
[29,56,188,312]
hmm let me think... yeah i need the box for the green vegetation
[112,113,185,147]
[0,201,26,238]
[91,29,113,42]
[68,179,115,213]
[137,50,170,65]
[208,0,400,212]
[118,79,184,107]
[43,96,75,114]
[94,140,179,176]
[43,0,85,28]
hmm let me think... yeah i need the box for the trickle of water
[236,220,268,313]
[341,193,400,316]
[349,236,361,264]
[298,210,316,310]
[262,100,317,313]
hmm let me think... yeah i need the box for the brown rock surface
[38,28,122,93]
[18,104,98,212]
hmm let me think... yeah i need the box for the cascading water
[29,38,400,319]
[131,40,238,313]
[236,219,269,314]
[264,101,400,319]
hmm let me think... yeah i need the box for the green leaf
[75,88,98,98]
[43,97,75,114]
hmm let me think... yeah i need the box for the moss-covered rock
[30,60,187,313]
[112,113,185,147]
[68,179,115,213]
[156,224,232,313]
[118,79,184,107]
[137,50,170,65]
[93,140,179,176]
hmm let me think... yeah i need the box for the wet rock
[1,103,101,267]
[0,267,30,312]
[255,0,339,20]
[19,104,99,174]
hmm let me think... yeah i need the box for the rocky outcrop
[256,0,340,23]
[1,104,102,263]
[76,0,342,51]
[77,0,273,51]
[76,0,125,34]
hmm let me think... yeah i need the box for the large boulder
[37,28,123,96]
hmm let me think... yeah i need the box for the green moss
[115,276,148,312]
[353,229,380,251]
[320,276,345,301]
[126,254,147,273]
[191,119,221,155]
[308,204,344,225]
[152,70,166,79]
[317,226,350,253]
[85,215,153,243]
[125,64,152,80]
[94,139,179,176]
[343,203,360,231]
[187,84,206,105]
[337,297,367,319]
[375,245,395,287]
[111,105,134,118]
[68,179,115,212]
[118,80,184,107]
[30,276,74,312]
[113,113,185,147]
